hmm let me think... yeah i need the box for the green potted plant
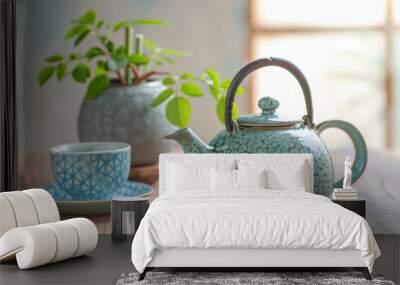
[39,9,243,166]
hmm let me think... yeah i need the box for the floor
[0,235,134,285]
[0,235,399,285]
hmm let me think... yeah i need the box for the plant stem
[135,34,144,54]
[125,26,133,85]
[128,63,140,79]
[116,70,126,85]
[134,70,169,84]
[134,34,144,75]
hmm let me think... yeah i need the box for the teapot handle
[316,120,368,187]
[225,57,314,132]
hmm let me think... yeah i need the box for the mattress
[131,190,380,273]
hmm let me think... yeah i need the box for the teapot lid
[236,97,302,128]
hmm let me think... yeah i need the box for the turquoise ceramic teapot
[165,57,367,196]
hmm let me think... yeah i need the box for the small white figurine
[343,156,352,190]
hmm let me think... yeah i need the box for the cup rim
[51,142,131,155]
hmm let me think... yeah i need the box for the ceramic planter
[78,81,176,166]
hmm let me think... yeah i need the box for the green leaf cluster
[201,68,244,124]
[38,9,246,128]
[149,73,202,128]
[149,69,245,128]
[38,9,185,100]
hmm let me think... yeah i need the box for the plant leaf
[216,96,238,124]
[113,20,129,31]
[105,59,118,71]
[236,86,245,96]
[180,82,204,97]
[128,54,149,65]
[162,76,175,86]
[161,48,189,57]
[143,38,158,52]
[77,10,96,24]
[96,20,104,29]
[69,53,78,60]
[158,55,174,65]
[106,56,128,70]
[56,63,67,80]
[72,63,90,83]
[221,79,244,96]
[99,35,108,45]
[180,73,193,80]
[165,96,191,128]
[113,46,126,58]
[85,74,110,100]
[206,68,220,86]
[38,66,55,86]
[105,41,114,53]
[232,102,239,119]
[85,47,105,60]
[64,25,89,41]
[208,85,222,101]
[130,19,170,26]
[74,30,90,46]
[46,54,64,63]
[95,60,107,75]
[150,88,174,107]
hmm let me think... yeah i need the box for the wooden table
[332,199,366,218]
[111,197,150,242]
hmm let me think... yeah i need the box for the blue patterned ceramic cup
[50,142,131,200]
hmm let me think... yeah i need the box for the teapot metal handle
[225,57,314,132]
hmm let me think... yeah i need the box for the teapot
[165,57,367,196]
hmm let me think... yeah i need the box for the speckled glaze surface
[78,81,176,166]
[210,126,334,196]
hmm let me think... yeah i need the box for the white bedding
[131,190,380,273]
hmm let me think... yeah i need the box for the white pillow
[238,158,309,192]
[166,159,237,192]
[167,162,211,191]
[236,169,267,189]
[211,169,268,190]
[267,162,307,191]
[211,168,236,190]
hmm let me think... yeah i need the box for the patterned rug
[116,272,396,285]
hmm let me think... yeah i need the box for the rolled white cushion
[23,189,60,224]
[0,196,17,237]
[1,191,39,227]
[42,221,79,262]
[65,218,98,257]
[0,226,57,269]
[0,218,98,269]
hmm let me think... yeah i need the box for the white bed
[131,154,380,280]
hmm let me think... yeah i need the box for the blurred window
[249,0,400,151]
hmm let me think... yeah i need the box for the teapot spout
[164,128,214,153]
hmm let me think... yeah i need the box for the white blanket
[131,190,380,272]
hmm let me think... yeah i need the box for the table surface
[1,235,399,285]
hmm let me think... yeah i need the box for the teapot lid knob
[258,97,279,113]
